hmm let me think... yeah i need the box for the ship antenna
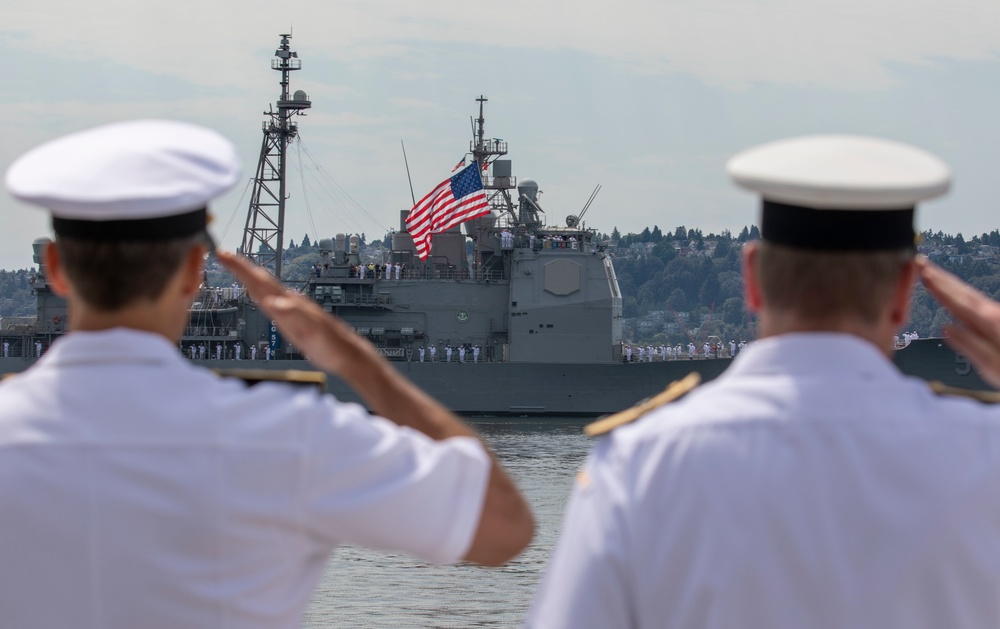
[401,140,417,206]
[578,184,602,222]
[240,33,312,279]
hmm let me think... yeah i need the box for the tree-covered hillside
[608,225,1000,345]
[4,227,1000,346]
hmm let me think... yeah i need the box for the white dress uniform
[0,328,490,629]
[530,135,960,628]
[528,334,1000,629]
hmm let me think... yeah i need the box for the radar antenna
[240,33,312,279]
[567,184,601,228]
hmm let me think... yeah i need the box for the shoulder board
[584,372,701,437]
[929,381,1000,404]
[214,368,327,392]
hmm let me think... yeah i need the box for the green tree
[722,297,745,325]
[713,237,732,258]
[653,240,678,263]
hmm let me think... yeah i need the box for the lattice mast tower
[241,34,311,279]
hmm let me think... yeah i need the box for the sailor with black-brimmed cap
[727,134,950,252]
[529,135,1000,629]
[6,119,237,252]
[0,119,532,628]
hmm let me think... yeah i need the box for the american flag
[406,162,490,260]
[450,157,466,172]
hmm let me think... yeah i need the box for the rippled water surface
[302,417,594,628]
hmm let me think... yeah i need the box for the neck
[758,310,895,356]
[67,296,188,343]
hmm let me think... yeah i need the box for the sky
[2,0,1000,269]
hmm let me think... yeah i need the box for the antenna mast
[470,96,516,219]
[241,33,312,279]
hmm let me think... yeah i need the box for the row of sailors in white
[900,330,920,346]
[417,345,482,362]
[626,340,747,362]
[184,343,271,360]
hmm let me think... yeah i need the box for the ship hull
[2,338,987,416]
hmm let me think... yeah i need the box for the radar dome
[293,89,309,102]
[518,179,539,203]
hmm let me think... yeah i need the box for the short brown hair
[56,236,199,311]
[754,241,913,324]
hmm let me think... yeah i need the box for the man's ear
[741,241,763,313]
[887,257,919,329]
[179,244,208,299]
[44,241,71,298]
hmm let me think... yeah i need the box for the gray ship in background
[0,34,992,415]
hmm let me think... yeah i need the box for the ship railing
[474,269,507,282]
[377,348,406,360]
[623,351,735,362]
[483,175,516,190]
[193,286,244,306]
[183,325,240,338]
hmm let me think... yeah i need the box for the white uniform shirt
[529,333,1000,629]
[0,329,490,629]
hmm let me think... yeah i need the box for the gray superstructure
[1,35,992,414]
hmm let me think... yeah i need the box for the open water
[301,417,594,628]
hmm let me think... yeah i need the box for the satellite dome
[518,179,539,202]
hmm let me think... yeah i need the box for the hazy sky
[3,0,1000,269]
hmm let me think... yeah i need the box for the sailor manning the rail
[528,134,1000,629]
[0,119,532,629]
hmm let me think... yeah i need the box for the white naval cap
[727,135,951,251]
[4,119,241,243]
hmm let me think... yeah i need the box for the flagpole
[401,140,416,206]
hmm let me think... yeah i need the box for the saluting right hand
[918,256,1000,389]
[217,251,373,378]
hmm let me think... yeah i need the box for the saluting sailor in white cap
[529,135,1000,629]
[0,119,532,628]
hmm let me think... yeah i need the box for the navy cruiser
[0,35,991,414]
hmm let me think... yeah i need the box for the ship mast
[470,96,516,220]
[241,34,311,279]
